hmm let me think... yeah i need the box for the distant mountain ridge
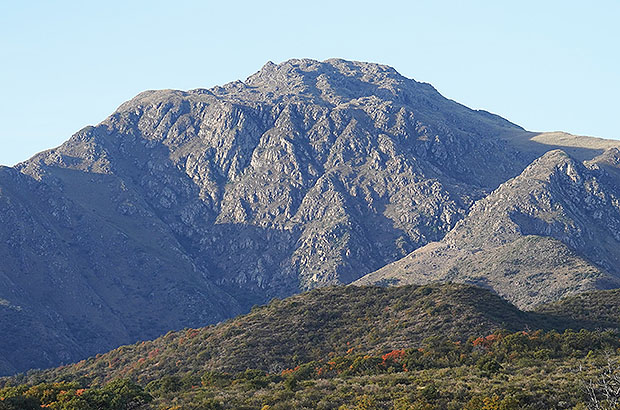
[1,58,619,375]
[357,148,620,308]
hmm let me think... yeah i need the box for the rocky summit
[1,58,619,375]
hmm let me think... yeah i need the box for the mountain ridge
[356,147,620,307]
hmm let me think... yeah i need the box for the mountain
[2,58,619,375]
[357,148,620,308]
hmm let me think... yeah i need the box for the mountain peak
[109,59,414,115]
[248,58,404,83]
[3,58,620,375]
[525,148,574,169]
[519,149,582,182]
[241,58,411,106]
[588,147,620,169]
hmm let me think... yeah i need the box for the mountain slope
[13,283,620,388]
[2,58,620,375]
[357,149,620,308]
[10,283,561,385]
[0,166,240,376]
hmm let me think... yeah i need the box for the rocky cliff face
[357,149,620,308]
[1,58,618,375]
[15,59,533,298]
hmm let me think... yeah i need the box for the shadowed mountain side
[0,166,241,375]
[535,288,620,328]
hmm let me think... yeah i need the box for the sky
[1,0,618,166]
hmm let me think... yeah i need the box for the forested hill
[12,283,618,387]
[534,288,620,327]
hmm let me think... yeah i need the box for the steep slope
[357,149,620,308]
[0,166,240,376]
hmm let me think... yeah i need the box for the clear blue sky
[1,0,618,166]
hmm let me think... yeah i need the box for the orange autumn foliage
[472,334,501,348]
[381,349,406,364]
[281,366,300,376]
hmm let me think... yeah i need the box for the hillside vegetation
[2,284,620,409]
[535,288,620,327]
[13,284,540,384]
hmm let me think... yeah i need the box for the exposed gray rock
[15,59,535,301]
[357,149,620,308]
